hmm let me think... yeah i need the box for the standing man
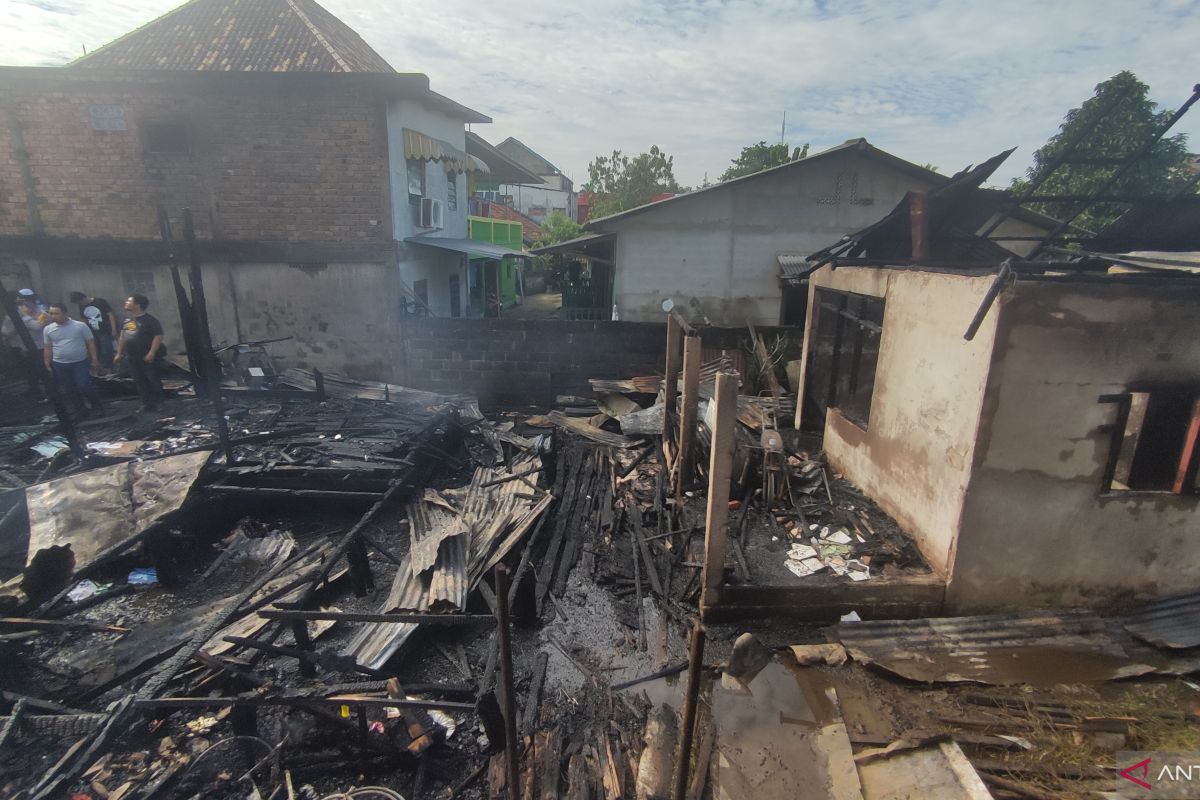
[114,294,166,412]
[43,303,104,417]
[11,289,48,396]
[69,290,118,370]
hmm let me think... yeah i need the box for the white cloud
[1,0,1197,187]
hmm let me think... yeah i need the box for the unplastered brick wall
[398,317,799,407]
[0,78,389,243]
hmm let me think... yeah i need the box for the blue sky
[2,0,1198,188]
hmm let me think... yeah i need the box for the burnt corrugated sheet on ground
[834,610,1156,685]
[1124,589,1200,650]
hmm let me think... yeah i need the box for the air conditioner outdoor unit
[420,197,443,229]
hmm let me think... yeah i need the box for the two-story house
[0,0,518,379]
[485,138,578,223]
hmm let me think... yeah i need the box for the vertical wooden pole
[494,564,521,800]
[909,191,929,262]
[672,620,706,800]
[663,313,682,441]
[677,334,702,488]
[700,372,737,615]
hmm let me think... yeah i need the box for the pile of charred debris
[0,318,1198,800]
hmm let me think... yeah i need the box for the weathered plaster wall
[950,283,1200,611]
[26,259,402,381]
[800,266,999,575]
[602,152,938,326]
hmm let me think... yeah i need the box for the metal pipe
[672,620,707,800]
[963,259,1013,341]
[493,564,520,800]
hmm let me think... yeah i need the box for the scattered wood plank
[547,411,641,448]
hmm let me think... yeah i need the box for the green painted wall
[468,216,523,308]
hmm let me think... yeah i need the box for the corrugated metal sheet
[778,253,817,282]
[345,551,428,669]
[346,451,550,669]
[834,610,1155,685]
[1124,590,1200,650]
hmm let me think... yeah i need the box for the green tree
[720,141,810,181]
[1011,71,1193,232]
[584,145,682,218]
[534,211,582,248]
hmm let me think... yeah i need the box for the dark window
[806,288,885,429]
[449,274,461,318]
[407,159,426,198]
[447,173,458,211]
[413,279,429,308]
[1101,389,1200,494]
[143,122,189,154]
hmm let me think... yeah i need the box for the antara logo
[1120,757,1152,790]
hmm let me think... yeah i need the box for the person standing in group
[114,294,166,412]
[69,290,119,371]
[6,289,49,396]
[42,303,104,418]
[15,289,48,349]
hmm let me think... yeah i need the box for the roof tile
[73,0,394,73]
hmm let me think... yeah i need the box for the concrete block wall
[397,317,798,407]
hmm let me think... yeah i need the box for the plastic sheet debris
[128,568,158,585]
[31,437,69,459]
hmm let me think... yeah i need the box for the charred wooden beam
[258,609,492,625]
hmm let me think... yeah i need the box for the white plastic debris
[840,611,863,623]
[824,529,853,544]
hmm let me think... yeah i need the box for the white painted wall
[498,182,576,222]
[599,151,940,325]
[397,248,468,317]
[385,98,470,242]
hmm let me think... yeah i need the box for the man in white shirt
[43,303,104,417]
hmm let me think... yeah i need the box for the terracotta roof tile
[73,0,394,73]
[486,202,544,245]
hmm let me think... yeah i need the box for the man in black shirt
[69,290,119,370]
[114,293,166,411]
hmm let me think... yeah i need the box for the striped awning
[403,129,489,173]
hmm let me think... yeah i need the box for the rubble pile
[0,335,1196,800]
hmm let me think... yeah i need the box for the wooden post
[182,209,234,465]
[672,619,706,800]
[677,334,702,488]
[494,565,521,800]
[700,372,737,614]
[663,313,682,441]
[909,191,929,262]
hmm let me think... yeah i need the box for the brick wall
[0,77,390,243]
[398,317,801,407]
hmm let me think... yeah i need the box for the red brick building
[0,0,494,379]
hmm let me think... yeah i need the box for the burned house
[795,152,1200,611]
[0,0,518,378]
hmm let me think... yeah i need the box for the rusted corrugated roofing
[73,0,395,73]
[834,610,1156,685]
[1124,590,1200,650]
